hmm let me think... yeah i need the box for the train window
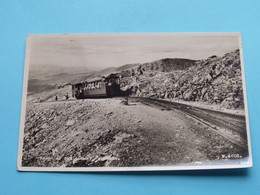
[97,82,101,88]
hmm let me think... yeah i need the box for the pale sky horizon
[29,33,240,72]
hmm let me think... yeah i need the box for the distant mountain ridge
[28,57,197,94]
[96,58,196,78]
[118,58,196,78]
[96,63,140,76]
[139,58,196,72]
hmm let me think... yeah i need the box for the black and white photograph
[17,33,252,171]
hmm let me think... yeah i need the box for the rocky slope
[28,49,244,110]
[22,98,245,167]
[121,49,244,109]
[120,58,195,77]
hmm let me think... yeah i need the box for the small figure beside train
[72,74,125,99]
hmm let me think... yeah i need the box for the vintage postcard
[17,33,252,171]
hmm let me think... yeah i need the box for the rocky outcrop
[120,58,196,77]
[120,49,244,109]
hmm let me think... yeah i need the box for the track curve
[130,97,248,150]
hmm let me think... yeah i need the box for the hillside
[97,63,140,76]
[121,49,244,109]
[27,63,139,95]
[28,49,244,110]
[27,72,95,95]
[120,58,196,77]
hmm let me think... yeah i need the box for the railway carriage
[72,74,122,99]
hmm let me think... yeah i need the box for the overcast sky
[29,33,240,72]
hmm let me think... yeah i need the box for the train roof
[86,77,105,83]
[73,73,120,85]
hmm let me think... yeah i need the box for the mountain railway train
[72,74,123,99]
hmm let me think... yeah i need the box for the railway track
[130,97,248,150]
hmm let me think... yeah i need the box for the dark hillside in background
[121,49,243,109]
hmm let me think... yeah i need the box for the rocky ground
[22,97,247,168]
[22,49,247,168]
[121,49,244,110]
